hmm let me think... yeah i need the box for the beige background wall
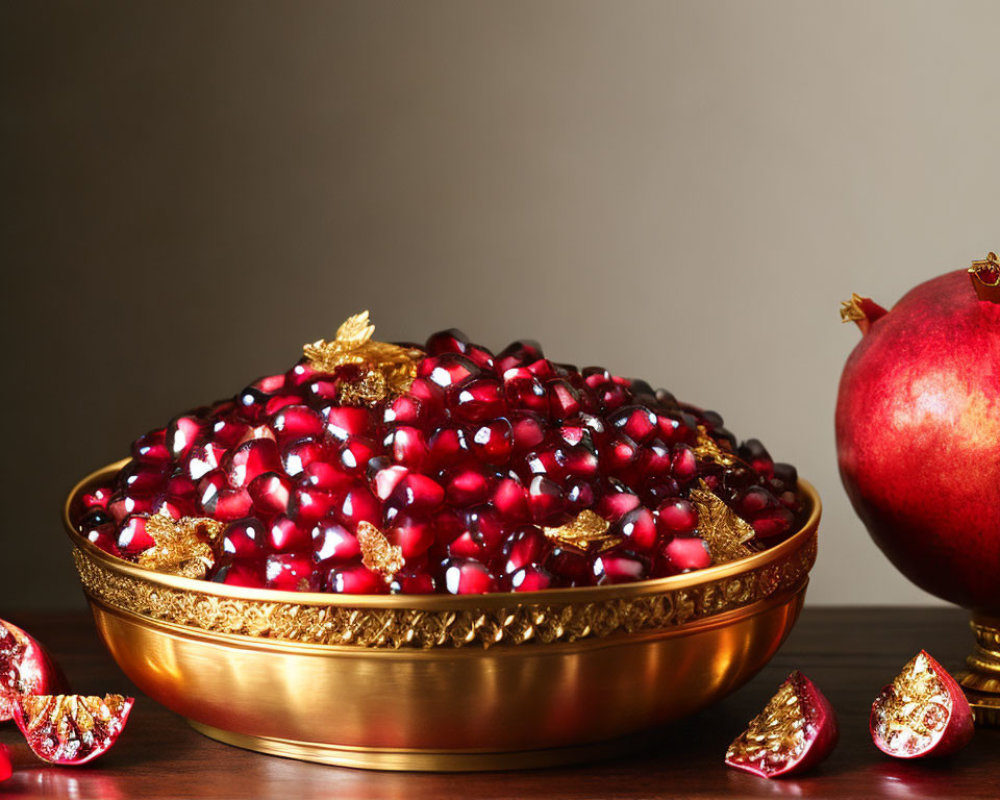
[2,1,998,608]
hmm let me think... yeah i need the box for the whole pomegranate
[836,256,1000,612]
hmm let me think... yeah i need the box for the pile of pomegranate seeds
[72,322,802,594]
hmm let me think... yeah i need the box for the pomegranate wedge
[870,650,974,759]
[726,671,838,778]
[0,618,65,722]
[13,694,134,765]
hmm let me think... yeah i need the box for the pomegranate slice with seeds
[0,619,65,722]
[870,650,974,759]
[13,694,134,765]
[726,671,838,778]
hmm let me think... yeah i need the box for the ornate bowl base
[957,613,1000,727]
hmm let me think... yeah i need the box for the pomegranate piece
[870,650,974,759]
[0,743,10,782]
[0,620,65,722]
[726,671,838,778]
[13,694,134,765]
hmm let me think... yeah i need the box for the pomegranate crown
[969,252,1000,302]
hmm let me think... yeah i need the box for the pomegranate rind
[870,650,974,759]
[725,671,838,778]
[13,694,134,766]
[0,619,65,722]
[0,743,11,782]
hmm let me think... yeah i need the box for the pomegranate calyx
[870,650,974,759]
[839,293,888,335]
[969,252,1000,303]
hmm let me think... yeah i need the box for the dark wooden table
[1,607,996,799]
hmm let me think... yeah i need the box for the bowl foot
[186,719,641,772]
[957,613,1000,727]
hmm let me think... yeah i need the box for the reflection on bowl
[65,461,820,771]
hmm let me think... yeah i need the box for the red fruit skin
[0,743,11,782]
[870,650,974,759]
[0,619,66,722]
[726,672,838,779]
[836,270,1000,612]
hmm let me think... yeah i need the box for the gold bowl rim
[65,459,820,611]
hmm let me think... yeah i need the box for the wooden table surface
[0,607,996,799]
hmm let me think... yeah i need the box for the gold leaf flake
[839,293,868,324]
[726,674,807,766]
[543,510,622,554]
[357,521,405,583]
[303,311,423,403]
[137,514,223,579]
[689,480,755,564]
[693,426,744,469]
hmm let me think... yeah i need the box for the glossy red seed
[656,498,699,534]
[119,462,168,495]
[672,445,698,482]
[182,442,226,481]
[424,328,470,355]
[613,507,658,552]
[281,438,329,477]
[337,486,380,530]
[547,379,582,420]
[597,488,640,520]
[564,479,596,512]
[442,558,496,594]
[311,520,360,563]
[221,518,266,557]
[325,564,383,594]
[469,419,513,464]
[131,431,170,464]
[390,570,436,594]
[81,486,113,510]
[383,395,424,426]
[444,467,493,505]
[602,435,639,474]
[372,464,409,500]
[264,394,301,417]
[225,439,281,489]
[385,426,429,469]
[337,438,378,476]
[209,418,251,449]
[285,361,319,387]
[419,353,481,388]
[267,514,311,552]
[665,537,711,571]
[465,345,495,369]
[406,377,446,420]
[248,472,292,517]
[305,379,342,403]
[497,526,548,574]
[290,486,338,524]
[150,494,195,520]
[265,553,315,591]
[593,552,650,584]
[324,406,372,441]
[527,475,565,524]
[450,377,505,423]
[495,340,543,374]
[545,547,592,585]
[271,405,325,442]
[427,425,470,467]
[508,411,547,452]
[214,488,253,521]
[504,375,549,415]
[167,415,205,460]
[213,560,266,588]
[386,514,435,558]
[751,507,795,539]
[610,405,658,443]
[117,515,152,555]
[510,564,553,591]
[108,493,154,522]
[389,474,445,511]
[493,476,529,521]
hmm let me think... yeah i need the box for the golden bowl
[64,460,820,772]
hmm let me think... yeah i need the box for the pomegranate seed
[610,405,658,443]
[406,377,446,420]
[545,547,592,585]
[265,553,316,591]
[209,417,251,449]
[547,379,582,420]
[305,378,342,403]
[285,361,319,387]
[602,435,639,474]
[657,498,699,534]
[267,514,311,551]
[131,431,170,464]
[325,564,383,594]
[495,340,543,373]
[225,439,281,489]
[665,537,712,571]
[289,486,338,524]
[385,426,429,469]
[248,472,292,517]
[372,464,409,500]
[117,515,152,555]
[425,328,469,355]
[212,559,266,588]
[150,494,195,520]
[214,488,254,521]
[388,473,445,511]
[336,485,380,530]
[526,359,556,380]
[492,476,529,521]
[465,345,495,369]
[119,462,168,495]
[508,411,546,452]
[311,520,360,563]
[299,461,352,493]
[510,564,553,591]
[612,507,658,552]
[497,526,548,574]
[325,406,372,441]
[597,484,640,519]
[419,353,481,388]
[448,530,484,559]
[80,486,113,510]
[469,419,513,464]
[450,377,505,423]
[504,374,549,415]
[382,395,424,426]
[672,445,698,482]
[222,518,266,557]
[337,437,378,476]
[264,394,301,416]
[751,507,795,539]
[443,467,494,505]
[390,569,436,594]
[281,438,329,477]
[442,558,496,594]
[167,415,205,460]
[527,475,565,524]
[183,442,227,481]
[565,479,596,512]
[593,552,650,584]
[386,514,435,558]
[270,405,324,442]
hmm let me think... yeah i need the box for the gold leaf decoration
[303,310,423,404]
[137,514,224,579]
[726,674,807,767]
[543,510,622,554]
[689,480,755,564]
[693,426,744,468]
[839,293,868,324]
[357,521,405,583]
